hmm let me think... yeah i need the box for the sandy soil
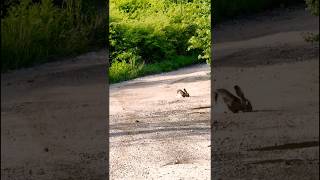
[109,64,211,179]
[213,6,319,180]
[1,5,319,180]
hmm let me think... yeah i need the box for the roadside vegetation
[304,0,319,42]
[2,0,314,82]
[1,0,106,71]
[305,0,319,15]
[109,0,211,83]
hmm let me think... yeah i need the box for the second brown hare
[214,85,252,113]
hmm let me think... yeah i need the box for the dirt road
[1,52,108,179]
[213,6,319,180]
[110,64,211,179]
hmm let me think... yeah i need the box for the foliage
[109,0,211,68]
[304,0,319,42]
[187,0,211,64]
[1,0,106,71]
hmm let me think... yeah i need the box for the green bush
[305,0,319,15]
[187,0,211,64]
[109,0,211,80]
[1,0,106,71]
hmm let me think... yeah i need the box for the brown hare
[214,85,252,113]
[177,88,190,97]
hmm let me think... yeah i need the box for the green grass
[109,55,199,83]
[1,0,106,72]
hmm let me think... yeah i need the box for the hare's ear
[183,88,188,93]
[234,85,246,100]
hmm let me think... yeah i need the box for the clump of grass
[303,32,319,42]
[109,55,197,84]
[1,0,106,71]
[109,60,142,83]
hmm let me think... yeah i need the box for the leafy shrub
[109,0,211,67]
[187,0,211,64]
